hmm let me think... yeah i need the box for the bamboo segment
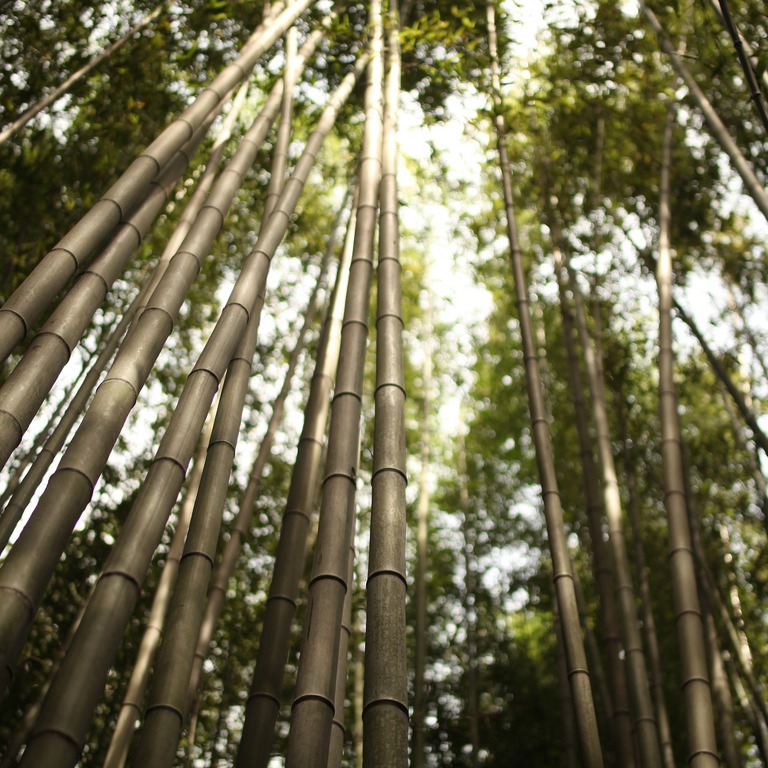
[0,81,285,704]
[0,4,164,146]
[284,6,383,763]
[0,0,314,364]
[363,2,409,762]
[11,56,366,768]
[485,3,603,766]
[233,192,356,768]
[656,107,719,768]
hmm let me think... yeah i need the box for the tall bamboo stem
[486,3,603,765]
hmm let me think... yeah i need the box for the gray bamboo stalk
[230,191,356,768]
[0,0,314,364]
[485,4,603,765]
[656,106,719,768]
[283,6,383,762]
[329,541,356,767]
[672,299,768,458]
[725,651,768,763]
[0,80,248,553]
[639,1,768,223]
[363,3,409,760]
[131,297,267,768]
[715,0,768,136]
[567,265,662,768]
[0,4,164,146]
[0,76,286,705]
[457,432,480,768]
[555,599,580,768]
[617,403,676,768]
[354,619,365,768]
[412,280,431,768]
[188,187,353,728]
[550,222,635,767]
[12,57,364,768]
[102,401,218,768]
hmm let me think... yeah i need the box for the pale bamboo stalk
[639,1,768,223]
[189,188,353,728]
[485,3,603,765]
[0,5,164,146]
[231,193,357,768]
[0,82,247,552]
[0,78,286,704]
[656,106,719,768]
[556,601,580,768]
[725,652,768,764]
[363,3,408,760]
[551,224,635,767]
[328,541,356,767]
[0,0,314,364]
[103,402,218,768]
[412,282,431,768]
[672,299,768,457]
[12,56,365,768]
[617,403,676,768]
[719,525,754,670]
[283,8,382,762]
[567,265,662,768]
[132,301,266,768]
[457,433,479,768]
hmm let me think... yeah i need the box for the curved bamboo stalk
[639,1,768,223]
[485,3,603,765]
[283,6,383,763]
[566,265,662,768]
[656,106,719,768]
[102,400,218,768]
[0,77,286,703]
[0,0,314,364]
[363,2,409,761]
[0,4,164,146]
[233,189,356,768]
[12,55,365,768]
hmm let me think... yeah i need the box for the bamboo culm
[363,2,409,762]
[233,189,356,768]
[485,3,603,765]
[12,54,367,768]
[283,7,383,763]
[0,75,287,706]
[0,0,314,364]
[656,106,719,768]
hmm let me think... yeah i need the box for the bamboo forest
[2,0,768,765]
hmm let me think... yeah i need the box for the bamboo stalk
[656,105,719,768]
[283,4,383,761]
[232,190,356,768]
[363,1,409,760]
[485,3,603,765]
